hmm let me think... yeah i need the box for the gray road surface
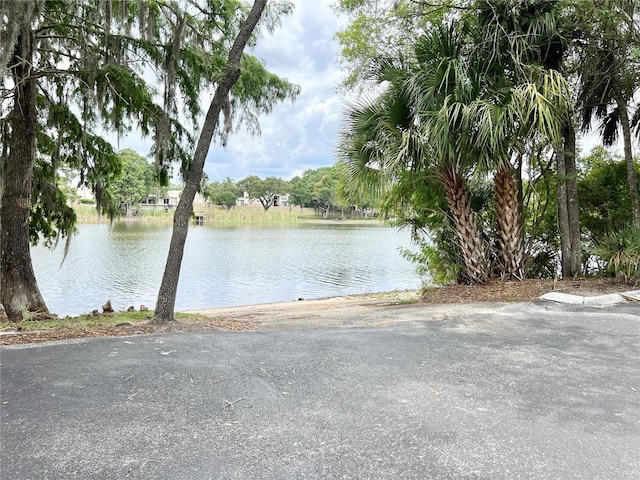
[1,301,639,479]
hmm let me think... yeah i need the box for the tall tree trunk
[154,0,268,322]
[494,164,524,280]
[564,123,581,275]
[556,123,581,278]
[438,163,489,284]
[556,141,570,278]
[1,27,48,322]
[616,95,640,228]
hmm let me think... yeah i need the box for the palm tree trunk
[438,163,489,284]
[494,165,524,280]
[616,95,640,228]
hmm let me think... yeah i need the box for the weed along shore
[73,203,381,225]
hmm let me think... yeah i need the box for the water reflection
[30,222,422,316]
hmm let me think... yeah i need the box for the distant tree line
[70,150,379,219]
[204,164,377,218]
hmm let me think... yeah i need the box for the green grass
[358,289,421,304]
[4,311,151,332]
[72,204,383,225]
[202,206,303,223]
[0,310,209,332]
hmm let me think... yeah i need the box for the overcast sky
[123,1,346,183]
[214,1,345,182]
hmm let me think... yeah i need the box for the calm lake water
[30,222,423,317]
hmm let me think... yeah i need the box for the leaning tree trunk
[494,164,525,280]
[154,0,268,322]
[616,95,640,228]
[438,163,489,284]
[556,122,581,279]
[1,27,48,322]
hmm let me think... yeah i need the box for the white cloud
[119,1,347,183]
[203,0,346,182]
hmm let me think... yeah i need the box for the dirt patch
[421,277,637,304]
[0,315,258,346]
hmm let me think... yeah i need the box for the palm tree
[340,13,571,283]
[474,0,572,279]
[413,19,569,281]
[341,26,492,284]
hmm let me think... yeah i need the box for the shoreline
[181,289,507,332]
[2,279,638,346]
[72,203,386,227]
[73,216,387,226]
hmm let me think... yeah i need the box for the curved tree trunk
[1,27,48,322]
[154,0,268,322]
[438,163,489,284]
[494,165,524,280]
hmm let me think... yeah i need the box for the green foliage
[569,0,640,226]
[382,169,495,285]
[578,147,640,277]
[519,142,561,278]
[288,165,350,217]
[334,0,454,88]
[578,147,638,238]
[237,175,289,211]
[201,206,301,223]
[593,226,640,283]
[311,166,343,217]
[339,14,566,281]
[522,190,560,278]
[206,177,242,210]
[337,0,588,283]
[30,160,77,248]
[571,0,640,141]
[110,149,156,215]
[289,175,314,208]
[400,238,458,285]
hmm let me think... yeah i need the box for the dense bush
[593,227,640,283]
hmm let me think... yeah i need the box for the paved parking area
[1,301,639,479]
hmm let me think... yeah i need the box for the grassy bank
[73,204,383,225]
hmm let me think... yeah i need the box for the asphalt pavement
[1,301,639,479]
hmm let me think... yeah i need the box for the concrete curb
[540,290,640,306]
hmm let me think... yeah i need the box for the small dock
[193,212,210,225]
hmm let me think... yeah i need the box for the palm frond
[600,108,621,146]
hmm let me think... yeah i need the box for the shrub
[593,226,640,283]
[400,237,459,285]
